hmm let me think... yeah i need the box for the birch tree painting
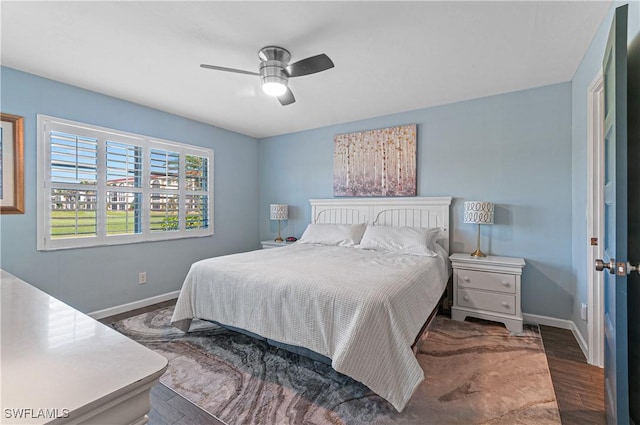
[334,124,416,197]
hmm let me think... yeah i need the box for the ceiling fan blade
[278,87,296,106]
[286,54,334,78]
[200,64,259,76]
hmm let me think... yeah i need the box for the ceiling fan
[200,46,334,106]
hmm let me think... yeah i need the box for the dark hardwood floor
[539,325,606,425]
[148,383,224,425]
[102,304,605,425]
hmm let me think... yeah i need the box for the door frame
[587,71,605,368]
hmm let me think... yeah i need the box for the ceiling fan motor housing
[260,61,289,85]
[259,46,291,90]
[258,46,291,63]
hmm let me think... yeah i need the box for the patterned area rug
[113,306,561,425]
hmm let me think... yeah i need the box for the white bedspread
[171,243,448,411]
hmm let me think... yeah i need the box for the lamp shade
[270,204,288,221]
[464,201,494,224]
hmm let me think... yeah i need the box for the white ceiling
[1,1,611,139]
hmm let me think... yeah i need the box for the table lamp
[464,201,494,257]
[270,204,288,242]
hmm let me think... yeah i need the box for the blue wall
[259,82,573,319]
[571,2,640,340]
[0,66,260,313]
[5,1,628,325]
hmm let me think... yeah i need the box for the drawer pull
[463,295,470,301]
[502,281,511,287]
[502,302,510,308]
[463,276,470,282]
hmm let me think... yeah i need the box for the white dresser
[0,270,168,425]
[450,253,525,335]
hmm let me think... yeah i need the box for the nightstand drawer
[456,269,516,294]
[457,288,516,315]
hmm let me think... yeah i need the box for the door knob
[595,258,615,273]
[595,258,640,275]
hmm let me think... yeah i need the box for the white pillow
[359,225,440,256]
[298,223,367,247]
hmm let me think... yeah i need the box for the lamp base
[275,220,283,242]
[470,223,488,257]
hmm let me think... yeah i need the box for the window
[37,115,214,250]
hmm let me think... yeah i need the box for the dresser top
[0,270,168,423]
[449,252,525,268]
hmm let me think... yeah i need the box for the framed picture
[334,124,417,197]
[1,113,25,214]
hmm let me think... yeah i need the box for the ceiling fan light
[262,79,287,97]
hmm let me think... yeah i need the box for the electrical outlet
[138,272,147,285]
[581,303,588,321]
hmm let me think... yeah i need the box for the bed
[171,197,452,412]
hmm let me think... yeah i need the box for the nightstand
[450,253,525,335]
[261,240,288,249]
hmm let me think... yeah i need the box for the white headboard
[309,197,452,252]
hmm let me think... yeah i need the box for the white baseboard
[89,290,180,320]
[523,313,589,361]
[570,322,589,360]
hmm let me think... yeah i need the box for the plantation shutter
[49,129,98,240]
[37,115,214,250]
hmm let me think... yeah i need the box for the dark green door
[600,5,629,424]
[626,19,640,425]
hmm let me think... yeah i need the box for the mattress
[171,243,448,411]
